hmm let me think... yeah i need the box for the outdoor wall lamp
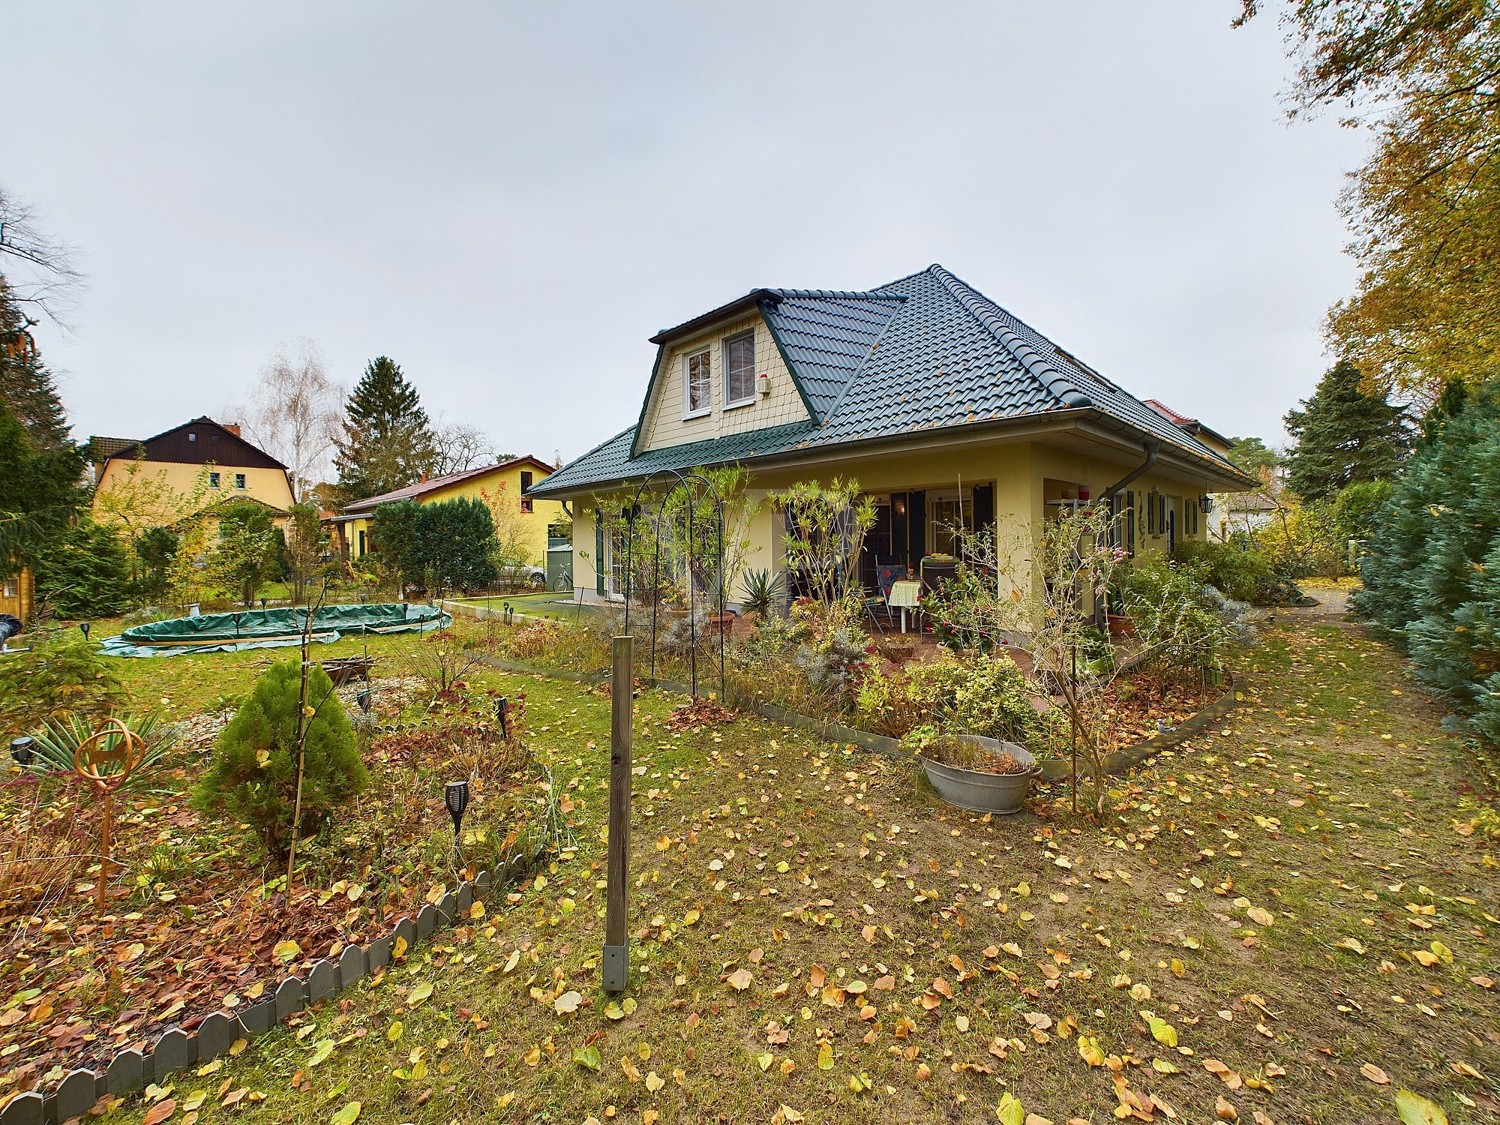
[10,736,34,766]
[495,696,510,742]
[445,780,470,862]
[1198,496,1214,514]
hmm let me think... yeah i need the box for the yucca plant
[739,568,786,617]
[24,712,178,794]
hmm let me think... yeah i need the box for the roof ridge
[927,265,1093,410]
[768,288,906,302]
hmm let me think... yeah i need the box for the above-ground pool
[99,602,451,657]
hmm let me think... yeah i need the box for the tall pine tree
[0,276,84,579]
[1283,360,1411,502]
[332,356,437,504]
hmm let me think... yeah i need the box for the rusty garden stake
[73,718,148,913]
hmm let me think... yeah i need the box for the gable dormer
[634,294,811,456]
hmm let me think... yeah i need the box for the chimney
[223,423,241,437]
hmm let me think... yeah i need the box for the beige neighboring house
[92,416,295,534]
[530,263,1253,603]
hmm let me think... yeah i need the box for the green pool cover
[100,603,451,657]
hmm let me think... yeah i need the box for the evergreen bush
[0,633,124,739]
[1355,383,1500,744]
[36,518,134,617]
[195,659,366,859]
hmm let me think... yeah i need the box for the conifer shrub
[1355,382,1500,745]
[195,659,366,860]
[0,632,124,740]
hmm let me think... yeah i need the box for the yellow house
[0,566,34,624]
[529,264,1253,602]
[92,417,296,534]
[332,456,567,567]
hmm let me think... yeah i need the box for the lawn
[448,591,609,624]
[59,615,1499,1124]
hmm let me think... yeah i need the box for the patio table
[888,579,922,633]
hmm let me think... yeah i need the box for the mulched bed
[0,678,541,1100]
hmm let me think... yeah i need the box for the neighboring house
[331,456,567,565]
[529,263,1253,602]
[92,417,296,532]
[1,567,34,623]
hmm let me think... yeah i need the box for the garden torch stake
[602,634,633,993]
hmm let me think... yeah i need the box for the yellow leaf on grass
[502,949,521,973]
[1078,1036,1106,1067]
[995,1091,1026,1125]
[817,1042,834,1070]
[308,1039,334,1066]
[1394,1089,1448,1125]
[406,982,433,1007]
[1247,907,1274,927]
[727,968,753,991]
[1335,937,1367,955]
[329,1103,360,1125]
[1361,1063,1390,1085]
[386,1021,403,1042]
[1141,1011,1178,1048]
[553,990,583,1015]
[392,935,408,960]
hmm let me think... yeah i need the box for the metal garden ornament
[72,718,149,912]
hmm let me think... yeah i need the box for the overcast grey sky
[4,1,1365,466]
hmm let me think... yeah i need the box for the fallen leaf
[1361,1063,1391,1085]
[1394,1089,1448,1125]
[329,1102,361,1125]
[406,982,433,1007]
[143,1100,177,1125]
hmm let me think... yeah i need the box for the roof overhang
[534,410,1255,501]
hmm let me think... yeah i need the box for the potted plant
[911,729,1040,815]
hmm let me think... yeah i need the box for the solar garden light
[356,686,373,714]
[260,597,268,610]
[78,621,91,641]
[445,780,470,863]
[495,696,510,742]
[503,601,513,625]
[10,736,34,767]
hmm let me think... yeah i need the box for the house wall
[343,465,567,565]
[569,440,1213,605]
[93,459,295,529]
[639,313,809,453]
[0,567,34,622]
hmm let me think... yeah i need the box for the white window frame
[722,330,756,409]
[683,349,711,419]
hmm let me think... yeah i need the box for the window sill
[723,397,756,412]
[682,409,711,422]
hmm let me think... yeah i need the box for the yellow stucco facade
[570,440,1215,604]
[93,458,295,533]
[340,459,567,566]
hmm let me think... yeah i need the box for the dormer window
[724,331,755,407]
[683,349,710,418]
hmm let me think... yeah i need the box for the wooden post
[602,634,633,993]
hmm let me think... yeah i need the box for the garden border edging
[0,856,532,1125]
[471,654,1242,779]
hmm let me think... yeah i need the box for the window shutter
[906,490,926,565]
[594,511,605,595]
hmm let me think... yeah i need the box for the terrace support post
[602,634,633,994]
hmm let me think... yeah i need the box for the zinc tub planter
[921,737,1040,815]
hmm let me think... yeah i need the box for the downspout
[1099,440,1158,504]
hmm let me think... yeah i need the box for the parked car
[496,557,546,589]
